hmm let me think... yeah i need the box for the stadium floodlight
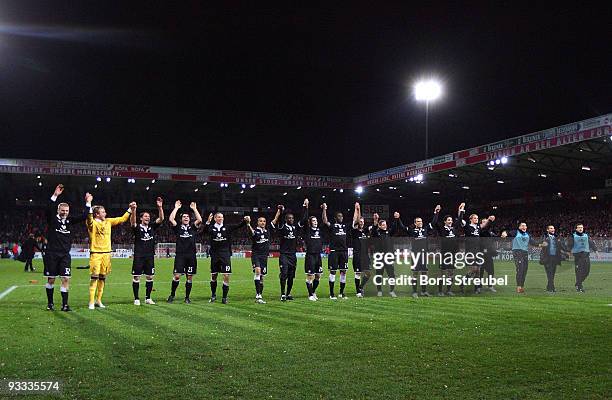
[414,79,442,159]
[355,186,363,194]
[414,80,442,101]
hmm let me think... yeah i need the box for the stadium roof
[1,113,610,210]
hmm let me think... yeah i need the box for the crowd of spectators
[1,199,610,256]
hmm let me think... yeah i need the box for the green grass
[0,257,611,399]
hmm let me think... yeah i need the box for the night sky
[0,2,610,176]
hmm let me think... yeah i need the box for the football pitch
[0,257,611,399]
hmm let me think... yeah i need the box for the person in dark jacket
[566,223,598,292]
[22,234,40,272]
[539,225,568,293]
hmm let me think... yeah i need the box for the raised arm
[245,215,254,236]
[47,184,65,223]
[271,205,283,228]
[168,200,181,227]
[392,211,407,235]
[429,205,441,231]
[108,202,135,226]
[481,215,495,229]
[155,197,165,224]
[369,213,380,236]
[352,202,361,228]
[298,199,309,228]
[85,192,94,229]
[458,203,466,227]
[130,202,137,227]
[190,202,203,228]
[321,203,330,227]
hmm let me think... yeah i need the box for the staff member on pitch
[539,225,567,293]
[566,223,598,292]
[501,223,543,294]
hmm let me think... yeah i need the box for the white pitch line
[0,285,18,300]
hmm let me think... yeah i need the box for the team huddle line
[40,184,598,311]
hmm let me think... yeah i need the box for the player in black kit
[130,197,164,305]
[246,215,271,304]
[321,202,350,299]
[371,213,397,298]
[167,200,203,304]
[351,202,370,298]
[434,203,464,296]
[43,184,88,311]
[459,203,495,294]
[203,212,248,304]
[392,205,440,298]
[271,201,308,301]
[300,199,324,301]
